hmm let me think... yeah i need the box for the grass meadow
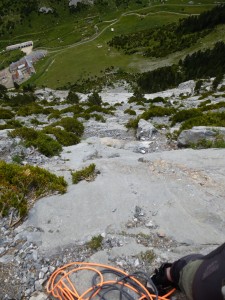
[6,0,221,88]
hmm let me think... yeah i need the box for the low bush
[66,90,80,104]
[16,103,43,116]
[92,114,106,122]
[198,100,211,107]
[9,127,38,141]
[0,108,14,119]
[61,105,84,115]
[180,112,225,131]
[85,105,114,115]
[126,118,140,129]
[150,97,166,104]
[87,92,102,106]
[0,160,67,217]
[141,106,175,120]
[31,133,62,157]
[71,163,96,184]
[88,235,103,250]
[43,127,80,146]
[9,127,62,157]
[58,117,84,137]
[201,101,225,112]
[170,108,203,126]
[48,110,61,120]
[191,134,225,149]
[0,119,23,130]
[124,108,136,115]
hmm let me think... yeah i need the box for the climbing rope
[47,262,175,300]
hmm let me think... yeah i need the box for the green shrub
[48,110,61,120]
[61,105,84,115]
[150,97,166,104]
[9,93,36,107]
[201,101,225,112]
[0,119,22,130]
[17,103,44,116]
[0,108,14,119]
[87,92,102,106]
[124,108,136,115]
[198,100,211,107]
[126,118,140,129]
[191,134,225,149]
[43,127,80,146]
[170,108,203,126]
[92,114,106,122]
[141,106,175,119]
[180,112,225,131]
[198,91,213,100]
[9,127,38,140]
[9,127,62,157]
[30,118,45,126]
[31,133,62,157]
[66,90,80,104]
[59,117,84,137]
[140,250,155,263]
[88,235,103,250]
[0,160,67,217]
[85,105,113,115]
[71,163,96,184]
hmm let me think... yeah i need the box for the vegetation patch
[191,134,225,149]
[0,108,14,119]
[71,163,97,184]
[9,127,62,157]
[180,112,225,132]
[57,117,84,137]
[170,108,203,126]
[126,106,175,129]
[88,235,103,250]
[43,126,81,146]
[0,160,67,218]
[139,250,155,263]
[124,108,136,116]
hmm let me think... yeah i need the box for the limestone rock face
[136,119,157,140]
[177,126,225,147]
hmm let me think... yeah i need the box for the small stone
[134,258,140,267]
[49,266,55,273]
[157,231,166,238]
[39,271,45,279]
[35,280,42,291]
[145,221,154,228]
[41,267,48,274]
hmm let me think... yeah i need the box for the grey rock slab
[136,119,157,140]
[18,144,225,254]
[177,126,225,147]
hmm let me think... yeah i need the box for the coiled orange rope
[47,262,175,300]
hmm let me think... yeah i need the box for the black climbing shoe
[151,263,174,296]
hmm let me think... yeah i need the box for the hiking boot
[151,263,174,296]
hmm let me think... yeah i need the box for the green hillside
[1,0,225,88]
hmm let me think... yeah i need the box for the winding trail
[34,4,204,76]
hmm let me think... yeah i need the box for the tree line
[108,4,225,58]
[137,41,225,93]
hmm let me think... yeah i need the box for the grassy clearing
[31,12,187,87]
[3,1,218,88]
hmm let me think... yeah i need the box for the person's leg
[170,254,204,284]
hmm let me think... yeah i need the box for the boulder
[39,7,54,13]
[177,126,225,147]
[136,119,157,140]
